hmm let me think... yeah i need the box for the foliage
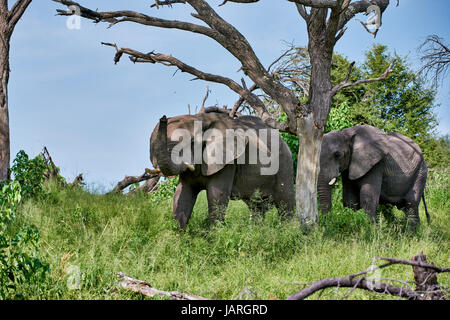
[325,102,353,133]
[330,44,447,167]
[278,44,449,168]
[10,150,47,199]
[0,181,49,299]
[10,167,449,300]
[149,177,179,202]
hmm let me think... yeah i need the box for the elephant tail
[422,193,431,225]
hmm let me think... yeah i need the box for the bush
[150,177,179,202]
[0,181,49,299]
[10,150,47,199]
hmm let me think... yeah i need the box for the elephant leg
[244,198,272,220]
[206,165,235,225]
[273,196,293,220]
[359,170,383,221]
[402,203,420,231]
[173,181,199,229]
[408,161,427,226]
[342,177,360,211]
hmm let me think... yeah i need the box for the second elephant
[318,125,429,227]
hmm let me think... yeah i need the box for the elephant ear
[348,126,388,180]
[200,115,268,176]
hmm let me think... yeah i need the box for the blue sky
[8,0,450,189]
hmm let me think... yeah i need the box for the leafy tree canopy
[280,44,448,170]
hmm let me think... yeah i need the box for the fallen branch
[69,173,85,187]
[117,272,208,300]
[41,146,84,186]
[111,169,161,193]
[287,252,448,300]
[128,176,160,195]
[287,276,418,300]
[42,146,60,179]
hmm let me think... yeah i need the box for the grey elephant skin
[318,125,429,226]
[150,112,294,229]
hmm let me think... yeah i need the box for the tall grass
[12,168,449,300]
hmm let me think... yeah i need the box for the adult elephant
[150,109,294,229]
[318,125,429,227]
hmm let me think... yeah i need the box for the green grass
[12,168,450,300]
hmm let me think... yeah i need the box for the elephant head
[150,112,267,177]
[318,125,388,213]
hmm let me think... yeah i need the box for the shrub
[150,177,179,202]
[0,181,49,299]
[10,150,47,199]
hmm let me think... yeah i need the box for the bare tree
[53,0,396,225]
[418,35,450,88]
[0,0,32,182]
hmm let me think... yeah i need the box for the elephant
[149,109,294,229]
[318,125,429,227]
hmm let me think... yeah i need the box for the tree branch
[418,35,450,87]
[186,0,300,115]
[287,252,448,300]
[294,3,310,22]
[218,0,259,6]
[150,0,187,9]
[337,0,390,31]
[7,0,32,31]
[376,256,450,273]
[53,0,298,133]
[101,42,292,133]
[117,272,208,300]
[289,0,338,8]
[287,276,419,300]
[110,170,161,194]
[52,0,223,41]
[331,59,394,95]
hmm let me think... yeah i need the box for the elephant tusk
[329,177,337,186]
[184,162,195,172]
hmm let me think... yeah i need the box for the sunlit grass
[13,168,449,300]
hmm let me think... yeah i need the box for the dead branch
[151,0,187,9]
[376,255,450,273]
[418,35,450,87]
[287,252,448,300]
[7,0,32,32]
[111,169,161,193]
[287,276,419,300]
[128,176,160,195]
[117,272,208,300]
[53,0,299,134]
[100,42,291,133]
[41,146,60,180]
[411,252,446,300]
[331,59,395,96]
[69,173,85,187]
[199,85,210,113]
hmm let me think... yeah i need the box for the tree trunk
[295,114,323,225]
[0,24,10,182]
[294,21,333,224]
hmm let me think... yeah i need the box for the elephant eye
[334,151,343,159]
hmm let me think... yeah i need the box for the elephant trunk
[318,176,332,214]
[155,116,186,176]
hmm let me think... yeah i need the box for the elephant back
[384,132,424,178]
